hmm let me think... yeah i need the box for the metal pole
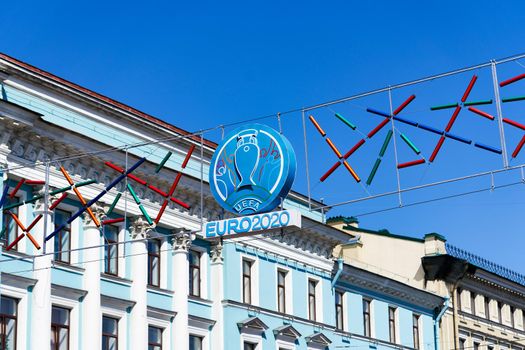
[491,60,509,168]
[301,109,312,210]
[42,161,50,255]
[388,88,403,207]
[200,134,204,232]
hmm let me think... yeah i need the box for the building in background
[329,216,525,350]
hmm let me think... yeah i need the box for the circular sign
[209,123,296,215]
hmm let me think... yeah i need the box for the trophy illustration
[234,129,259,191]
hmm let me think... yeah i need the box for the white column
[129,217,151,350]
[81,204,106,350]
[209,242,224,350]
[30,190,55,350]
[171,230,192,350]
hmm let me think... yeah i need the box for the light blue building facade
[0,53,444,350]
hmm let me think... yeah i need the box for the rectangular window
[147,240,161,287]
[308,279,317,321]
[277,270,286,313]
[189,250,201,297]
[0,296,17,350]
[473,342,480,350]
[51,306,70,350]
[510,306,515,328]
[54,209,71,263]
[389,307,396,343]
[243,342,256,350]
[148,326,162,350]
[485,297,490,319]
[2,197,20,250]
[242,259,253,304]
[412,314,420,349]
[363,299,371,337]
[189,335,202,350]
[104,226,119,276]
[102,316,118,350]
[456,288,462,310]
[459,339,465,350]
[470,292,476,315]
[335,290,344,330]
[498,301,503,323]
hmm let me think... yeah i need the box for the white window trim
[190,245,208,299]
[335,289,347,332]
[276,339,295,350]
[240,254,259,306]
[306,276,323,323]
[51,296,79,350]
[148,316,171,350]
[415,313,423,349]
[240,332,262,350]
[101,306,127,350]
[276,266,293,314]
[1,285,29,350]
[160,239,168,290]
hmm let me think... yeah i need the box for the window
[277,270,287,313]
[2,197,20,250]
[242,259,253,304]
[498,301,503,323]
[102,316,118,350]
[456,288,462,310]
[54,209,71,263]
[459,339,466,350]
[335,290,344,330]
[473,341,480,350]
[388,307,396,343]
[148,326,162,350]
[363,299,371,337]
[485,297,490,319]
[147,240,161,287]
[510,306,515,328]
[243,342,256,350]
[104,226,119,275]
[470,292,476,315]
[189,335,202,350]
[308,279,317,321]
[412,314,420,349]
[0,296,17,350]
[51,306,70,350]
[189,250,201,297]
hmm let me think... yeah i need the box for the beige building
[328,216,525,350]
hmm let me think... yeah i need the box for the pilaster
[210,242,224,350]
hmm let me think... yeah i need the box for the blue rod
[444,132,472,145]
[0,185,9,209]
[474,143,502,154]
[393,115,418,127]
[418,123,443,135]
[366,108,391,118]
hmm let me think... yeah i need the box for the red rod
[49,193,68,211]
[103,218,125,225]
[445,106,462,132]
[397,159,425,169]
[181,145,196,169]
[25,180,46,185]
[320,162,342,182]
[148,185,168,197]
[309,115,326,136]
[343,139,366,159]
[170,197,190,209]
[512,135,525,158]
[393,95,416,116]
[155,172,189,224]
[461,75,478,102]
[467,107,495,120]
[503,118,525,131]
[10,179,25,199]
[60,166,100,227]
[429,136,446,162]
[26,214,43,232]
[367,118,390,138]
[5,234,25,251]
[105,162,148,185]
[155,201,169,224]
[500,73,525,87]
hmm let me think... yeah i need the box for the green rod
[106,193,122,216]
[400,133,421,154]
[502,96,525,103]
[24,194,43,204]
[155,151,173,173]
[366,158,382,186]
[378,130,393,157]
[127,184,141,205]
[0,226,6,239]
[335,113,356,130]
[430,103,458,111]
[463,99,492,106]
[3,201,24,211]
[50,185,72,196]
[139,205,153,225]
[75,179,97,187]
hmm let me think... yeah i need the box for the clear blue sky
[2,1,525,273]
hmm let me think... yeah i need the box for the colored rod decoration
[0,185,9,209]
[102,218,125,225]
[503,118,525,131]
[46,157,147,242]
[49,193,68,211]
[461,75,477,102]
[430,103,458,111]
[397,159,426,169]
[106,193,122,216]
[9,179,25,198]
[511,135,525,158]
[499,73,525,87]
[155,151,173,173]
[334,113,356,130]
[502,96,525,103]
[467,107,495,120]
[444,132,472,145]
[463,99,492,107]
[127,183,153,225]
[400,133,421,154]
[366,130,393,186]
[60,166,100,227]
[25,180,46,185]
[474,142,502,154]
[322,95,416,183]
[154,145,196,224]
[309,115,361,183]
[5,211,41,250]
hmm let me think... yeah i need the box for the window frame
[102,315,118,350]
[51,305,70,350]
[54,209,72,264]
[363,298,372,338]
[412,313,420,349]
[388,306,397,343]
[2,196,21,251]
[242,259,253,304]
[307,279,317,321]
[147,239,161,287]
[148,325,163,350]
[0,295,17,350]
[277,269,287,314]
[189,249,202,297]
[335,290,344,330]
[103,225,119,276]
[470,291,476,315]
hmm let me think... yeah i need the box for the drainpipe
[434,296,450,350]
[331,258,344,290]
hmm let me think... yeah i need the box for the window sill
[189,295,213,306]
[100,273,132,286]
[53,260,85,274]
[147,285,174,296]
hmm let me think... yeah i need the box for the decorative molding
[51,283,87,301]
[101,294,136,311]
[209,242,223,263]
[170,229,193,252]
[305,332,332,346]
[189,315,216,330]
[147,306,176,321]
[130,216,153,239]
[1,272,37,290]
[82,202,107,228]
[273,324,301,339]
[237,317,269,332]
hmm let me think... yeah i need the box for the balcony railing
[445,243,525,286]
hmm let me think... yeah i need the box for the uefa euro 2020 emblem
[209,124,296,215]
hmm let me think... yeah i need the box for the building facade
[0,53,444,350]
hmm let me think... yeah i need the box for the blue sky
[2,1,525,272]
